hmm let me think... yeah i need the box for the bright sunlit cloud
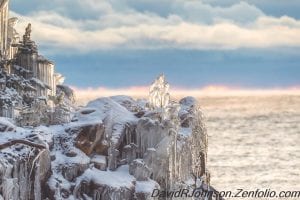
[10,0,300,53]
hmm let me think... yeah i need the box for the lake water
[202,95,300,199]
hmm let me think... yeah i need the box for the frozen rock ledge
[0,75,222,200]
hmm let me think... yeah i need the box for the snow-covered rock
[74,165,136,200]
[179,96,199,128]
[0,91,217,200]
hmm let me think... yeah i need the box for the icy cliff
[0,76,220,200]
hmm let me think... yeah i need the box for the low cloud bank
[72,85,300,105]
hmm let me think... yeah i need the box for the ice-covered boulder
[74,97,136,125]
[179,96,199,128]
[111,95,145,114]
[73,97,138,170]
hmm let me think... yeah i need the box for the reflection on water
[201,95,300,199]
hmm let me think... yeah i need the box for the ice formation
[0,76,218,199]
[0,1,221,200]
[149,74,170,110]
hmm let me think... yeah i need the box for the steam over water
[202,95,300,199]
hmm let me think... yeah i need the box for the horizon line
[70,85,300,105]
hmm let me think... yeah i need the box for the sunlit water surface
[201,95,300,199]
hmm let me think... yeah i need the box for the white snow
[87,97,136,122]
[79,165,135,188]
[91,155,106,164]
[136,179,159,193]
[52,150,90,166]
[75,97,136,126]
[33,126,54,144]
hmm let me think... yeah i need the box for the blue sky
[10,0,300,89]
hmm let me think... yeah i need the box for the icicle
[190,106,208,184]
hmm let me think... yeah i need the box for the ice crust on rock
[0,75,218,200]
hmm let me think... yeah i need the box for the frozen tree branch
[0,139,46,150]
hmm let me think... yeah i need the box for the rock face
[0,76,220,200]
[0,143,51,200]
[179,96,199,128]
[74,123,106,155]
[129,159,152,181]
[0,16,72,126]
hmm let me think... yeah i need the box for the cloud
[10,0,300,53]
[172,1,264,24]
[256,15,300,28]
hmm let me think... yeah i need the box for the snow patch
[79,165,135,188]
